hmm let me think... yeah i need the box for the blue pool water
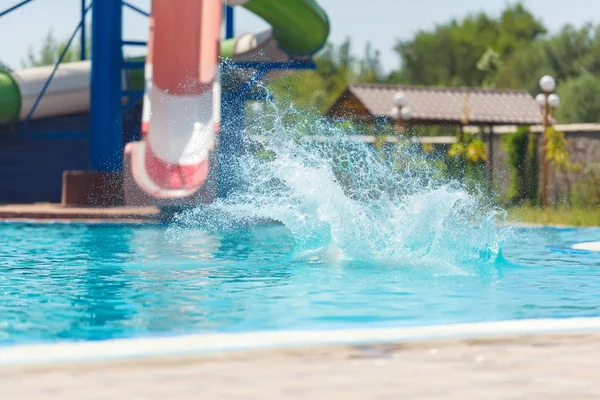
[1,222,600,345]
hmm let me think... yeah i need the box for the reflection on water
[69,226,133,339]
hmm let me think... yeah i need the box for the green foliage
[392,4,545,87]
[572,164,600,207]
[494,40,552,93]
[22,29,90,68]
[546,126,581,174]
[503,125,578,206]
[444,131,488,185]
[526,131,539,204]
[506,126,529,204]
[496,24,600,97]
[556,72,600,123]
[508,204,600,226]
[268,37,386,114]
[0,61,11,72]
[476,48,502,88]
[465,139,487,163]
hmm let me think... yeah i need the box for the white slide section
[12,61,91,121]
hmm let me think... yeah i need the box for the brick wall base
[61,171,124,207]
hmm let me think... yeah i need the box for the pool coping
[0,204,161,223]
[1,204,598,228]
[2,317,600,367]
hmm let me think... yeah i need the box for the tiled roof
[328,84,544,125]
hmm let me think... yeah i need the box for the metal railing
[22,2,93,129]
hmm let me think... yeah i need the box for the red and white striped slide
[126,0,222,201]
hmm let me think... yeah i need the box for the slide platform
[0,0,329,205]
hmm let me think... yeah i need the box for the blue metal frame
[80,0,87,60]
[89,0,123,172]
[120,2,149,134]
[122,1,149,17]
[21,2,93,130]
[122,61,145,69]
[0,0,34,18]
[121,90,144,114]
[122,40,146,47]
[8,131,90,141]
[225,6,234,39]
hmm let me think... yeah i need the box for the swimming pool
[1,221,599,346]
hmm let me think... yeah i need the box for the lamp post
[536,75,560,208]
[390,91,412,135]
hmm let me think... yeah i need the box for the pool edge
[2,317,600,367]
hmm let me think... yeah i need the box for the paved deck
[2,331,600,399]
[0,203,160,222]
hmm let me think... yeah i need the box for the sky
[1,0,600,72]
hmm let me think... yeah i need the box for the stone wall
[550,129,600,205]
[490,134,512,201]
[489,124,600,205]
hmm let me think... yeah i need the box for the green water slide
[0,0,329,125]
[222,0,329,58]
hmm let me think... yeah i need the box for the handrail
[122,1,149,17]
[22,2,93,129]
[0,0,34,18]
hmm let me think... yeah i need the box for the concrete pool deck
[2,318,600,399]
[0,203,160,223]
[0,203,587,228]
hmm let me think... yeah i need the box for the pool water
[1,222,600,345]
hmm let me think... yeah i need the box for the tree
[268,39,353,113]
[556,72,600,123]
[544,24,596,81]
[268,38,385,113]
[496,23,600,94]
[495,3,547,55]
[357,41,383,83]
[495,40,554,93]
[476,48,502,88]
[0,61,11,72]
[391,4,546,87]
[21,29,90,68]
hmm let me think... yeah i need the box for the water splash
[167,94,511,273]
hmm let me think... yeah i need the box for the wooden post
[459,124,465,181]
[487,125,494,191]
[541,95,550,208]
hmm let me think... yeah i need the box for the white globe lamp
[539,75,556,93]
[535,93,546,107]
[401,107,412,121]
[394,91,407,108]
[548,93,560,108]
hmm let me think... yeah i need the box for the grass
[506,205,600,227]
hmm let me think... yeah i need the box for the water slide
[0,0,329,204]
